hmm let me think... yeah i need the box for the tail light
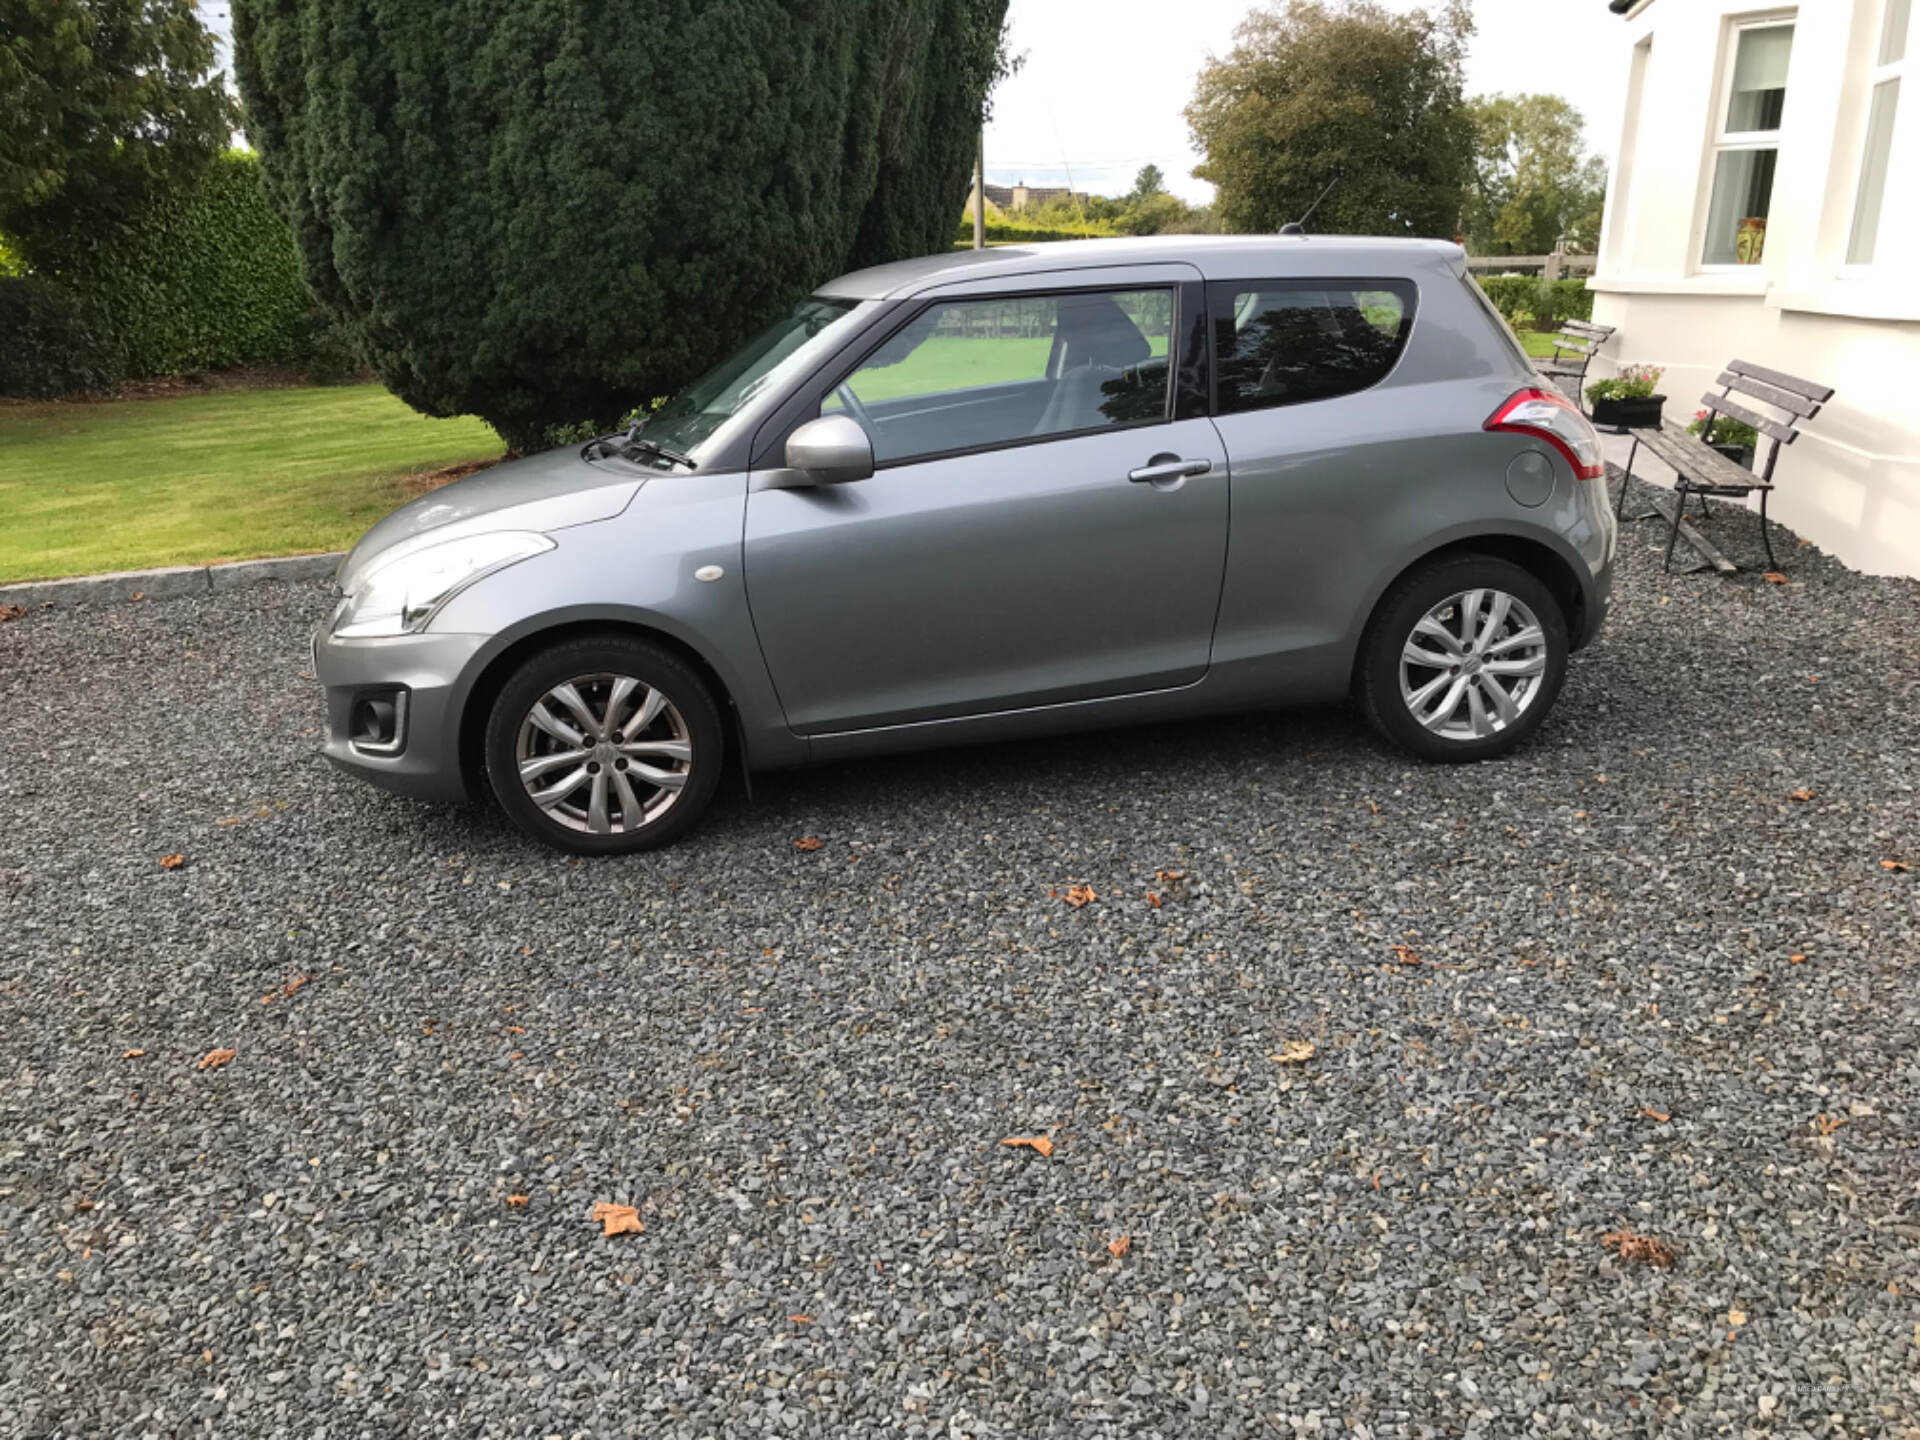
[1484,388,1605,480]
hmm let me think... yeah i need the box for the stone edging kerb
[0,552,343,612]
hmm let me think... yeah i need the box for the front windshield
[639,296,867,457]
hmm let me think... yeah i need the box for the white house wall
[1590,0,1920,578]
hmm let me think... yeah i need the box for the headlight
[333,531,554,638]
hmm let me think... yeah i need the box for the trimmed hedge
[59,152,341,378]
[1475,274,1593,329]
[953,220,1114,245]
[0,276,128,398]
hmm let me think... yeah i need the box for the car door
[743,267,1227,736]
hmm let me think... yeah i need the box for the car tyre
[484,634,724,854]
[1357,553,1568,763]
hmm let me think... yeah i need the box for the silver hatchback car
[315,236,1616,853]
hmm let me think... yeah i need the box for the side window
[825,288,1174,466]
[1210,279,1416,415]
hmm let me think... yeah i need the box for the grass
[0,384,502,583]
[1519,329,1562,358]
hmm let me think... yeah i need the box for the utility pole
[974,126,987,250]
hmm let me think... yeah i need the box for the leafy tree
[1186,0,1474,238]
[233,0,1012,452]
[0,0,236,261]
[1128,164,1166,203]
[1464,93,1608,255]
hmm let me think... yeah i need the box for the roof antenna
[1279,178,1337,236]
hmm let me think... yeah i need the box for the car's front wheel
[1357,554,1568,763]
[484,634,724,854]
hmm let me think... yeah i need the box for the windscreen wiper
[626,435,696,469]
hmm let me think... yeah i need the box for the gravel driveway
[4,484,1918,1438]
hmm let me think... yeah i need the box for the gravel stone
[2,478,1917,1438]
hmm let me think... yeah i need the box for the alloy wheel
[1397,588,1549,742]
[513,673,693,834]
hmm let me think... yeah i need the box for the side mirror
[773,414,874,487]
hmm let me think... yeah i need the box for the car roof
[818,234,1468,300]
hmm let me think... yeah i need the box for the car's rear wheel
[1357,554,1568,763]
[484,635,723,854]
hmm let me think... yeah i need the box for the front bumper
[312,622,489,802]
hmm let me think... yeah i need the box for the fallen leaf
[1106,1234,1132,1259]
[1000,1135,1054,1158]
[1642,1107,1670,1123]
[507,1024,526,1035]
[197,1048,236,1071]
[1389,943,1421,966]
[1155,869,1185,883]
[1763,571,1789,584]
[1147,892,1162,908]
[1061,884,1097,908]
[591,1201,645,1236]
[0,604,25,623]
[1882,859,1909,873]
[122,1049,144,1059]
[260,975,309,1005]
[129,591,145,601]
[75,1200,94,1212]
[1367,799,1379,815]
[159,853,186,870]
[787,1313,815,1324]
[505,1195,528,1208]
[793,836,824,852]
[1269,1039,1316,1065]
[1789,953,1806,965]
[1815,1113,1847,1137]
[1728,1308,1747,1326]
[1601,1226,1675,1268]
[1789,788,1816,802]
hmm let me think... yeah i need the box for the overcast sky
[984,0,1631,205]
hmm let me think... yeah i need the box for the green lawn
[1519,329,1561,358]
[0,385,502,583]
[831,333,1171,404]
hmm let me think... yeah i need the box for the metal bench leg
[1616,436,1639,519]
[1663,481,1688,573]
[1758,489,1778,570]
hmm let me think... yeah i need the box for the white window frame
[1842,0,1912,271]
[1697,12,1797,272]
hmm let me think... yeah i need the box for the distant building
[965,180,1091,215]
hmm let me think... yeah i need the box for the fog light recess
[348,689,409,755]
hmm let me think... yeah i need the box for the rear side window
[1210,279,1416,415]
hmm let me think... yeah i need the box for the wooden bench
[1534,320,1615,411]
[1616,359,1835,573]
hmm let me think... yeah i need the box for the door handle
[1128,456,1212,484]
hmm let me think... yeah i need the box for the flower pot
[1590,394,1666,430]
[1708,441,1755,470]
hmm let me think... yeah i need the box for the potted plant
[1585,365,1666,430]
[1687,409,1758,469]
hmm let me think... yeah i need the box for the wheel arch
[1349,533,1590,694]
[452,612,748,801]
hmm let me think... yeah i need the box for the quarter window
[1209,280,1416,415]
[825,289,1174,466]
[1702,19,1795,266]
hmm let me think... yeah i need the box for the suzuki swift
[315,235,1616,853]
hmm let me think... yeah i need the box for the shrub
[0,276,127,398]
[55,152,317,378]
[952,220,1115,245]
[235,0,1014,453]
[1473,274,1593,328]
